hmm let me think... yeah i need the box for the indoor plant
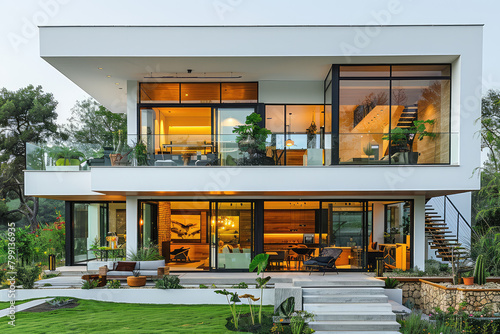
[383,119,435,164]
[306,121,317,149]
[232,113,272,165]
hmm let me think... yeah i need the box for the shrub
[81,279,100,289]
[232,282,248,289]
[17,266,42,289]
[46,297,73,307]
[128,240,163,261]
[106,280,121,289]
[155,275,183,289]
[199,284,208,289]
[384,277,399,289]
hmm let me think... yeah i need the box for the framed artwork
[171,214,201,241]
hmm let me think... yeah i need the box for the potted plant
[133,140,149,166]
[306,121,317,149]
[49,146,84,166]
[383,119,436,164]
[462,271,474,285]
[232,113,272,165]
[127,270,146,287]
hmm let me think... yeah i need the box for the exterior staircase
[425,204,469,263]
[297,279,400,333]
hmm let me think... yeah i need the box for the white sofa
[99,260,167,278]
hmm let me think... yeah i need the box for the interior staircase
[425,204,469,263]
[297,279,400,333]
[396,106,418,129]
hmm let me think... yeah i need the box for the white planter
[46,165,80,171]
[384,288,402,304]
[0,288,274,305]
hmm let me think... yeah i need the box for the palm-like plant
[233,113,271,154]
[49,146,84,166]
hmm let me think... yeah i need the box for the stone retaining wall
[396,279,500,314]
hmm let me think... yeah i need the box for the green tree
[0,85,63,231]
[473,89,500,229]
[63,98,127,152]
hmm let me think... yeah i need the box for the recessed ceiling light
[107,75,111,78]
[115,83,119,85]
[98,67,103,70]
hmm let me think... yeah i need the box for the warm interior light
[285,139,294,147]
[98,67,103,70]
[140,219,143,225]
[107,75,111,78]
[115,82,119,85]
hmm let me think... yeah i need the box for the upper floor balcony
[26,130,458,172]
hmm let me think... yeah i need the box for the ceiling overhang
[39,25,466,113]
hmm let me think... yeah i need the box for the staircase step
[293,280,384,288]
[304,303,392,313]
[303,294,388,304]
[302,287,384,296]
[308,320,400,332]
[313,311,395,321]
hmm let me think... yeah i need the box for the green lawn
[0,299,273,333]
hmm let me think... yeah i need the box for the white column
[372,203,385,245]
[413,196,426,270]
[127,80,138,146]
[126,196,138,258]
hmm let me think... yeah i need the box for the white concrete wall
[127,80,138,143]
[413,196,426,270]
[126,196,138,257]
[24,171,103,197]
[90,166,478,195]
[0,288,274,305]
[259,81,323,104]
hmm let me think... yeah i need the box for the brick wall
[158,202,171,254]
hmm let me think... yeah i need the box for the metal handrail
[444,195,479,239]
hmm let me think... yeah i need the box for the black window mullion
[332,65,340,165]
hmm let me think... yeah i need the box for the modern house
[25,23,482,272]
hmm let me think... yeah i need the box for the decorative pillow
[115,261,136,271]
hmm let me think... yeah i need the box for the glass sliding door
[73,203,108,264]
[212,202,254,270]
[321,202,365,269]
[217,108,255,165]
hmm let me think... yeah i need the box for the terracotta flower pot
[127,276,147,287]
[462,277,474,286]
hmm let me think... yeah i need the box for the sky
[0,0,499,125]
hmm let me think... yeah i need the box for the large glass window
[72,202,126,264]
[339,81,391,164]
[336,65,451,165]
[139,82,258,104]
[264,105,325,166]
[263,201,320,271]
[139,201,210,272]
[213,202,253,270]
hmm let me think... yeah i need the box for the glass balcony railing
[25,132,458,170]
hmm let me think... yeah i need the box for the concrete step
[293,279,384,288]
[303,294,388,304]
[313,311,395,321]
[302,287,384,296]
[304,303,392,313]
[309,320,400,332]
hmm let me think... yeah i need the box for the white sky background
[0,0,499,125]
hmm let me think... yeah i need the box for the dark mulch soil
[24,301,79,313]
[225,313,274,333]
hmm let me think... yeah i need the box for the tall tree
[473,89,500,229]
[0,85,63,230]
[64,98,127,152]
